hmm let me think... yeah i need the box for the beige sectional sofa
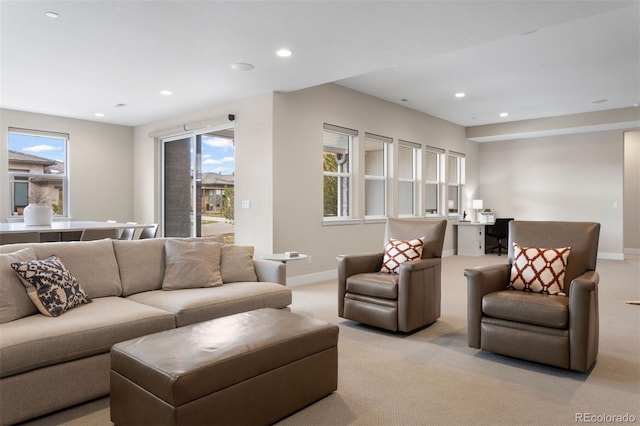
[0,237,292,425]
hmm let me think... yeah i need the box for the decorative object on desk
[284,251,299,257]
[463,210,468,221]
[23,186,53,226]
[479,209,495,223]
[472,199,483,222]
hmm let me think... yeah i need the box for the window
[398,141,420,216]
[447,152,465,216]
[323,124,356,219]
[425,146,444,216]
[7,128,68,218]
[364,133,391,218]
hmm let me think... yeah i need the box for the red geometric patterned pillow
[381,237,424,274]
[509,243,571,295]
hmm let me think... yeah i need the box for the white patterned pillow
[381,238,424,274]
[509,243,571,295]
[11,255,91,317]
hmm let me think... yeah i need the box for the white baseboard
[442,249,455,258]
[598,252,625,260]
[287,269,337,287]
[624,248,640,255]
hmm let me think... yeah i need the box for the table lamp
[472,199,483,222]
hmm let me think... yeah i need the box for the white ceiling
[1,0,638,128]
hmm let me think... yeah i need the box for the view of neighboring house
[201,172,233,214]
[7,150,64,215]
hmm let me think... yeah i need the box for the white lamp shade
[472,199,483,209]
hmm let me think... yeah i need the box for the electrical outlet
[307,255,312,264]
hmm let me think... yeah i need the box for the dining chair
[139,224,158,239]
[119,223,137,240]
[80,228,118,241]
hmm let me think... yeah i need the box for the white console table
[455,222,492,256]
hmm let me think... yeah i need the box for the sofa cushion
[0,297,176,378]
[162,240,223,290]
[127,281,292,327]
[346,272,398,299]
[220,244,257,283]
[113,238,167,296]
[380,238,424,274]
[0,248,39,323]
[11,255,91,317]
[482,290,569,329]
[509,243,571,295]
[14,239,123,298]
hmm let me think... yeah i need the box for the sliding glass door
[161,126,235,239]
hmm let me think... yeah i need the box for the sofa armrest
[253,259,286,286]
[464,264,511,348]
[336,252,384,316]
[569,270,599,372]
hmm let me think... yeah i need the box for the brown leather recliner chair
[337,218,447,332]
[465,221,600,372]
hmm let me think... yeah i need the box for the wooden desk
[0,221,154,243]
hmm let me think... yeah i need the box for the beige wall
[0,109,134,222]
[477,130,626,258]
[133,85,475,282]
[132,93,275,252]
[272,84,474,279]
[624,130,640,252]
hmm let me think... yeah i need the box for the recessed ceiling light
[401,98,409,102]
[160,90,173,96]
[94,113,104,117]
[455,92,466,98]
[45,11,59,18]
[592,98,608,104]
[499,112,509,117]
[276,48,292,58]
[231,63,254,71]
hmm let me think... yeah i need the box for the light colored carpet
[23,255,640,426]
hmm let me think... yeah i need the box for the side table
[261,253,308,263]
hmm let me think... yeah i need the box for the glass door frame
[159,122,235,238]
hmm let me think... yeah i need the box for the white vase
[24,204,53,226]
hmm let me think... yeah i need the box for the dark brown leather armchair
[465,221,600,372]
[337,218,447,332]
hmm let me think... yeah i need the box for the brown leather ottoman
[110,308,339,425]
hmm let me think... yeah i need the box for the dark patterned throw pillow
[11,255,91,317]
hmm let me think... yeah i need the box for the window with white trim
[447,152,465,216]
[7,128,68,218]
[323,124,356,219]
[425,146,444,216]
[364,133,391,218]
[397,140,420,216]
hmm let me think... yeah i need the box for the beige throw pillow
[0,248,39,323]
[162,239,223,290]
[220,244,257,283]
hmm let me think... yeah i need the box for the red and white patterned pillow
[381,237,424,274]
[509,243,571,295]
